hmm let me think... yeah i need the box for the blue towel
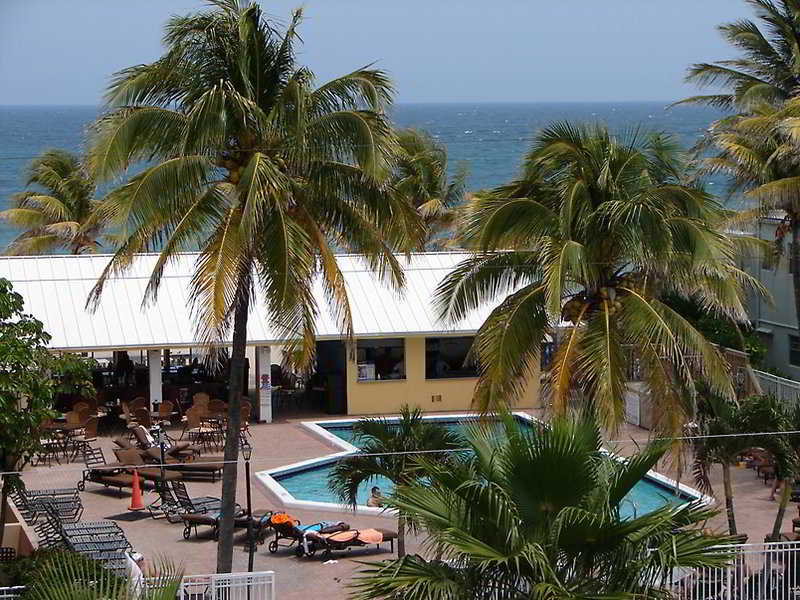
[300,521,336,532]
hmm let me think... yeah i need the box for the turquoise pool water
[275,417,691,518]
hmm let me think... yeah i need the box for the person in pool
[367,486,383,507]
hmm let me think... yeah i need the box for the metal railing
[672,542,800,600]
[754,370,800,407]
[178,571,276,600]
[0,571,276,600]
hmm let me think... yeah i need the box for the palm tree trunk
[770,479,792,541]
[215,289,250,573]
[792,220,800,335]
[397,515,406,558]
[0,472,10,549]
[722,462,737,535]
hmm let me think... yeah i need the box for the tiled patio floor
[17,408,793,600]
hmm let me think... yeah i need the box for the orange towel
[356,529,384,544]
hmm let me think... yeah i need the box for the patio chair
[77,446,134,493]
[191,392,210,412]
[33,429,63,466]
[240,403,251,437]
[157,400,175,425]
[69,416,98,459]
[0,547,15,562]
[181,407,217,452]
[72,401,90,419]
[133,407,152,428]
[130,396,148,411]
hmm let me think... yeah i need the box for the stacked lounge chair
[11,485,83,524]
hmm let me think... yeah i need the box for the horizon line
[0,99,703,108]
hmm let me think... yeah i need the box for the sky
[0,0,753,105]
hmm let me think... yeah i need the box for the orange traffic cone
[128,469,144,511]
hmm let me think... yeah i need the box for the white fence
[0,571,276,600]
[754,370,800,407]
[673,542,800,600]
[179,571,276,600]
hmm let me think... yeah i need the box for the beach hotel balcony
[0,252,541,419]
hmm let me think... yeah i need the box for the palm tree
[691,390,791,536]
[26,551,181,599]
[680,0,800,110]
[328,404,464,557]
[700,102,800,339]
[351,415,737,600]
[86,0,420,572]
[392,128,467,249]
[435,123,758,435]
[1,149,105,255]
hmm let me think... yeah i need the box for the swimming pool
[261,414,700,519]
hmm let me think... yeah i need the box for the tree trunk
[790,219,800,335]
[770,479,792,541]
[215,290,250,574]
[397,515,405,558]
[0,476,10,549]
[722,462,737,535]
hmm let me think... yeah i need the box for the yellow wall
[346,336,541,416]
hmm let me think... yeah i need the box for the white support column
[148,349,162,413]
[256,346,272,423]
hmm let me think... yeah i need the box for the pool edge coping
[255,411,711,518]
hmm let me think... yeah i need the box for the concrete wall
[345,336,541,415]
[744,218,800,379]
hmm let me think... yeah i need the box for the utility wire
[3,428,800,477]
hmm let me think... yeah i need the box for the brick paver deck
[17,408,791,599]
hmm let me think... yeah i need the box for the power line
[3,428,800,477]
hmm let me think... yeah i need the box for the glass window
[356,338,405,381]
[425,337,478,379]
[540,342,555,371]
[790,335,800,367]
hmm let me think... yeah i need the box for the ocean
[0,102,726,250]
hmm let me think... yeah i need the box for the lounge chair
[10,485,83,524]
[77,447,135,493]
[167,480,245,539]
[112,448,183,484]
[265,513,349,556]
[303,528,397,559]
[149,480,222,522]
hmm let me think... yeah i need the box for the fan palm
[86,0,420,572]
[25,551,181,600]
[392,128,467,249]
[328,404,464,557]
[1,149,105,255]
[351,415,736,600]
[680,0,800,110]
[436,123,761,435]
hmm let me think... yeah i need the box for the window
[540,342,555,370]
[790,335,800,367]
[425,337,478,379]
[356,338,405,380]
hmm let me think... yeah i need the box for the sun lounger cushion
[97,473,135,488]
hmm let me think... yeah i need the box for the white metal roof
[0,252,499,351]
